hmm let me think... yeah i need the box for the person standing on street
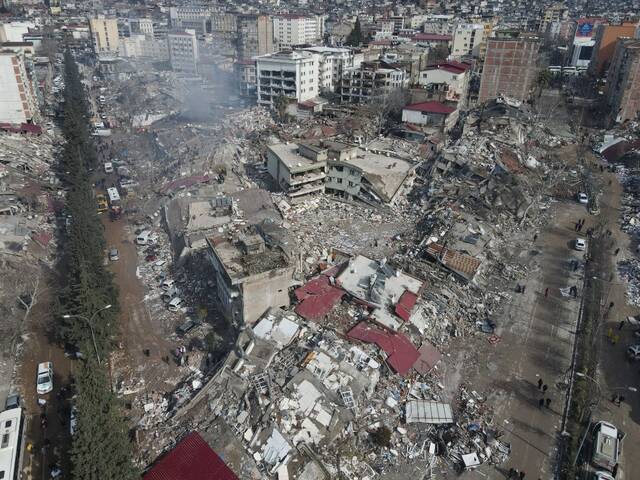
[537,378,543,389]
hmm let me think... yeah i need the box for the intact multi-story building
[120,34,169,60]
[539,4,568,36]
[418,61,470,106]
[478,32,540,104]
[89,17,119,54]
[301,46,354,93]
[167,30,199,74]
[606,39,640,123]
[340,61,408,103]
[590,23,637,77]
[451,23,485,59]
[273,14,324,49]
[0,50,39,124]
[237,15,273,61]
[128,17,154,38]
[256,50,320,106]
[211,12,236,45]
[169,6,210,35]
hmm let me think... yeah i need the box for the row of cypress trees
[57,50,137,479]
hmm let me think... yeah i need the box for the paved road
[452,200,589,479]
[588,168,640,479]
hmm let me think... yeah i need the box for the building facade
[340,61,408,103]
[606,39,640,123]
[266,142,327,201]
[167,30,199,74]
[237,15,273,61]
[256,50,320,106]
[301,46,354,92]
[128,17,154,38]
[478,33,540,103]
[169,6,210,35]
[590,23,637,77]
[451,23,485,59]
[418,62,470,106]
[0,50,39,124]
[89,17,119,54]
[273,14,324,49]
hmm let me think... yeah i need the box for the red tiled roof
[143,432,239,480]
[404,101,456,115]
[425,243,481,280]
[294,268,345,321]
[347,322,420,376]
[413,33,451,41]
[394,290,418,322]
[426,62,469,74]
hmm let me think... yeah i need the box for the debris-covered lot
[69,62,633,479]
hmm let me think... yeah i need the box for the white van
[104,162,114,174]
[161,279,176,291]
[135,230,151,245]
[592,421,621,471]
[168,297,184,312]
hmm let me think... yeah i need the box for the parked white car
[36,362,53,395]
[575,238,586,251]
[578,192,588,204]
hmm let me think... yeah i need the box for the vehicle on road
[177,318,200,336]
[136,230,152,245]
[109,248,119,261]
[578,192,589,204]
[592,421,621,471]
[70,404,77,436]
[168,297,184,312]
[4,393,20,410]
[0,406,24,480]
[626,344,640,360]
[104,162,114,173]
[575,238,586,251]
[594,471,614,480]
[36,362,53,395]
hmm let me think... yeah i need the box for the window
[1,434,8,448]
[348,181,354,187]
[337,178,343,184]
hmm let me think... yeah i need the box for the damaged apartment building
[206,223,297,326]
[266,140,419,206]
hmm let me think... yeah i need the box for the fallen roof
[395,290,418,322]
[294,268,345,321]
[413,342,442,374]
[403,101,456,115]
[405,400,453,424]
[425,243,481,281]
[347,321,420,376]
[143,432,239,480]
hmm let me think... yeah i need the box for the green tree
[58,50,136,479]
[345,18,363,47]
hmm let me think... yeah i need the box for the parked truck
[95,190,108,213]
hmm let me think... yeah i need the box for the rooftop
[267,142,326,173]
[208,227,290,282]
[403,101,456,115]
[143,432,238,480]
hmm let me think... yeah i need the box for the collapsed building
[267,139,419,206]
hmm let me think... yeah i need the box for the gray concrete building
[206,226,296,325]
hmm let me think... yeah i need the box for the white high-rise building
[0,50,39,124]
[301,46,355,92]
[256,50,320,107]
[451,23,485,58]
[273,15,324,49]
